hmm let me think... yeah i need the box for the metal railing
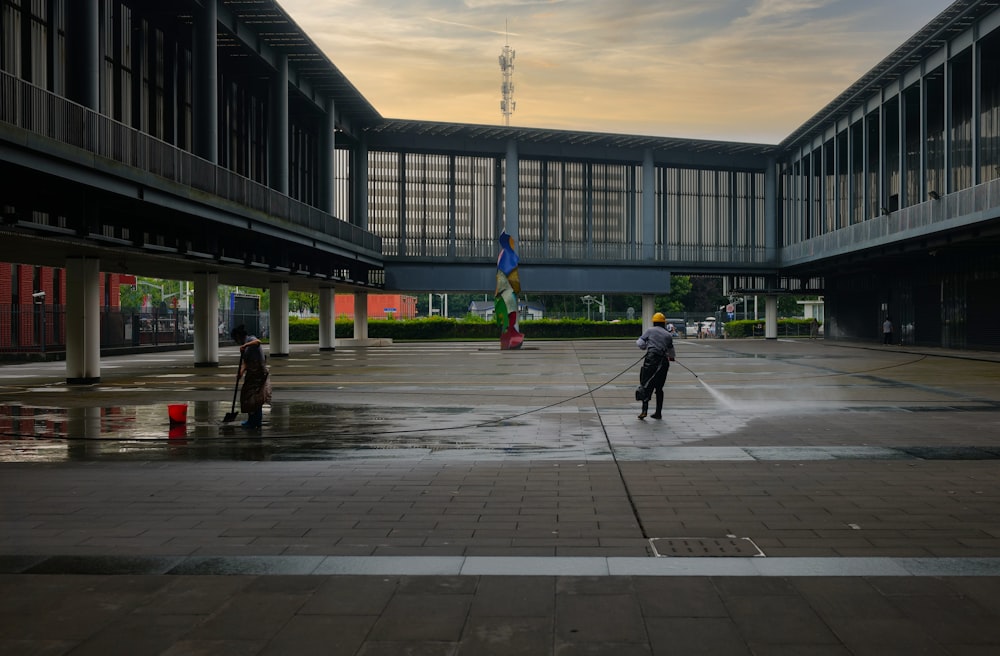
[389,237,773,265]
[780,177,1000,265]
[0,71,381,253]
[0,307,276,355]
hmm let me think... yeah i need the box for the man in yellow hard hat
[635,312,676,420]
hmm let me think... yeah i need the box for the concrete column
[65,257,100,384]
[642,149,655,260]
[319,287,336,351]
[193,0,218,163]
[354,292,368,340]
[65,0,99,110]
[193,272,219,366]
[268,281,289,357]
[319,97,336,214]
[765,295,778,340]
[641,294,655,330]
[505,140,519,239]
[268,53,289,194]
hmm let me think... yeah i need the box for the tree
[778,295,820,318]
[120,277,186,312]
[289,291,318,314]
[687,277,725,314]
[661,275,692,314]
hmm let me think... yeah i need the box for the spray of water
[676,357,842,414]
[698,378,737,409]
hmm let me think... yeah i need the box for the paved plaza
[2,337,1000,654]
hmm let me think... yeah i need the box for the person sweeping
[230,324,271,429]
[635,312,676,420]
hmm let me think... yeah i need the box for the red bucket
[167,403,188,425]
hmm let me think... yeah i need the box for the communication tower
[498,26,515,125]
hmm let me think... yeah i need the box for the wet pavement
[3,338,1000,654]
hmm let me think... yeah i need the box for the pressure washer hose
[670,358,699,379]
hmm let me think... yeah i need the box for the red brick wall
[0,265,123,309]
[333,294,418,319]
[0,263,10,306]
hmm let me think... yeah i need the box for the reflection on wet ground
[0,400,492,440]
[2,339,1000,463]
[0,398,619,462]
[5,396,1000,463]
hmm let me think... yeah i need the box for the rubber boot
[243,409,263,429]
[650,391,664,419]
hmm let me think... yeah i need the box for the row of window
[366,150,766,259]
[1,0,329,210]
[781,26,1000,244]
[19,0,993,260]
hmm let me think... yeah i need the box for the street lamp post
[580,295,606,321]
[428,293,448,317]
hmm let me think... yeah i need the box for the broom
[222,350,244,423]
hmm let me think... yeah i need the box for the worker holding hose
[635,312,676,420]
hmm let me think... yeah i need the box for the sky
[279,0,954,145]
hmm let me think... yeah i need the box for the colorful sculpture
[494,230,524,349]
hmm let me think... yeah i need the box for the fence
[0,307,272,355]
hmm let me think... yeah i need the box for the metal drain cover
[650,537,764,557]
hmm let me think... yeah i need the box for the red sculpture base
[500,328,524,350]
[500,312,524,350]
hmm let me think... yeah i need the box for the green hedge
[722,318,820,338]
[288,316,644,341]
[288,317,821,341]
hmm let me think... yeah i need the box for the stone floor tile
[298,575,398,615]
[367,593,472,642]
[645,617,751,655]
[259,615,376,656]
[59,612,206,656]
[553,641,652,655]
[555,593,645,643]
[160,639,267,656]
[0,639,76,655]
[821,617,948,653]
[790,577,905,619]
[133,576,252,616]
[185,591,310,641]
[355,642,458,656]
[724,594,840,645]
[885,594,1000,644]
[456,616,552,656]
[633,576,729,617]
[469,576,555,617]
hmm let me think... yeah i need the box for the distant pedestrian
[635,312,676,420]
[882,318,893,345]
[231,324,271,429]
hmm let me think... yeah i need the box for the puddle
[0,401,605,463]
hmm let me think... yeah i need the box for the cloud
[278,0,951,142]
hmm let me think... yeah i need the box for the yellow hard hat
[651,312,666,323]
